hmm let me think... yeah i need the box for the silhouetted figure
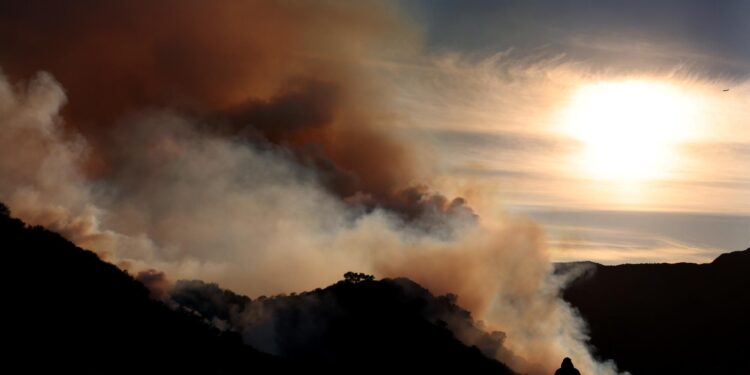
[555,357,581,375]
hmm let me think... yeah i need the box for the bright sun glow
[563,80,697,182]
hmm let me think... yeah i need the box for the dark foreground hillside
[0,204,514,374]
[562,249,750,375]
[1,204,282,374]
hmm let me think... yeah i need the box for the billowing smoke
[0,0,434,217]
[0,1,621,374]
[0,71,618,374]
[0,71,104,245]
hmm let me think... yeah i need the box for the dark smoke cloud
[349,185,478,234]
[0,0,354,126]
[0,0,453,221]
[219,80,340,142]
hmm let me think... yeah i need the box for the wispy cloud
[377,45,750,258]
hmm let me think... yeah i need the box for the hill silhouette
[7,198,747,374]
[561,250,750,375]
[1,203,283,374]
[0,203,515,374]
[170,276,517,374]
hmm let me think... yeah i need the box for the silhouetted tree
[0,202,9,217]
[343,271,374,283]
[442,293,458,305]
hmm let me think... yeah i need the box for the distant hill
[561,249,750,375]
[0,203,514,374]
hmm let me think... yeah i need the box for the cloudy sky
[384,0,750,263]
[0,0,747,276]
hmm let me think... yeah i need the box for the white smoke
[0,69,621,375]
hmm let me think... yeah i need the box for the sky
[0,0,746,270]
[388,0,750,263]
[0,0,747,267]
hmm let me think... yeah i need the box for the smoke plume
[0,1,621,374]
[0,0,430,216]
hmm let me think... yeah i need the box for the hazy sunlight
[563,80,697,182]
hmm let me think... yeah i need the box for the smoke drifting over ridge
[0,0,438,213]
[0,1,621,374]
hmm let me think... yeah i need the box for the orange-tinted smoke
[0,0,424,207]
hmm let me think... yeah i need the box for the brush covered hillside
[561,250,750,375]
[169,276,516,374]
[0,204,514,374]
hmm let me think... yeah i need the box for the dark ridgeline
[0,203,515,374]
[561,250,750,375]
[170,275,516,374]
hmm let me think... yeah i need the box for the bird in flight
[723,89,730,92]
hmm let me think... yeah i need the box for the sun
[562,80,696,182]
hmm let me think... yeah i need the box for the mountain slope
[1,204,283,374]
[1,203,515,374]
[561,250,750,375]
